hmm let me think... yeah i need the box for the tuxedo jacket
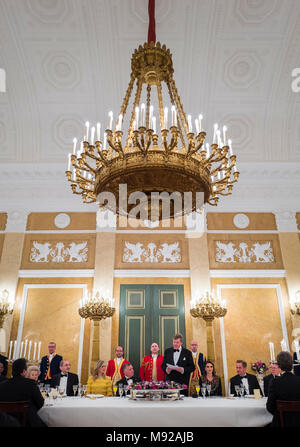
[39,354,63,384]
[0,375,45,427]
[161,347,195,387]
[50,372,79,396]
[116,376,141,396]
[263,374,279,397]
[266,371,300,427]
[230,373,261,396]
[0,354,8,377]
[293,352,300,377]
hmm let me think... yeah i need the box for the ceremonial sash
[188,353,201,396]
[45,353,56,380]
[112,358,124,385]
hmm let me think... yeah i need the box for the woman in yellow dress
[86,360,113,396]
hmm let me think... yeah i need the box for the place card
[254,389,261,399]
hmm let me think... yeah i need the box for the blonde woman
[86,360,113,396]
[26,365,40,383]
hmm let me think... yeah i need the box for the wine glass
[201,386,206,399]
[206,383,211,398]
[59,386,65,400]
[113,385,118,396]
[52,388,58,404]
[72,385,78,397]
[239,385,245,398]
[234,385,240,397]
[195,385,200,398]
[119,384,124,398]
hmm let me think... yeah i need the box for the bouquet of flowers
[251,361,268,374]
[129,380,187,390]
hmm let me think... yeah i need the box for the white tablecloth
[38,396,273,427]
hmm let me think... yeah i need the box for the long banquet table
[38,396,273,427]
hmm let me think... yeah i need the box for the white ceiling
[0,0,300,214]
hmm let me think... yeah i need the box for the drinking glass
[119,384,124,398]
[206,384,211,398]
[234,385,240,397]
[52,388,58,404]
[113,385,118,396]
[59,386,65,400]
[72,385,78,396]
[201,387,206,399]
[239,385,245,398]
[82,385,87,397]
[195,385,200,398]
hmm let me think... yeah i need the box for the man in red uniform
[140,342,166,382]
[106,346,130,386]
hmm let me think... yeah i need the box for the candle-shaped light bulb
[206,143,210,158]
[90,126,95,145]
[216,129,221,146]
[152,116,156,134]
[195,118,200,135]
[37,341,41,361]
[187,115,192,133]
[149,105,153,128]
[141,103,145,127]
[164,107,168,129]
[171,105,176,127]
[103,132,107,150]
[213,123,218,143]
[96,122,101,141]
[135,106,139,127]
[72,138,77,155]
[85,121,90,141]
[28,340,32,360]
[8,341,13,361]
[108,111,113,130]
[228,139,233,157]
[117,114,123,131]
[223,125,227,145]
[199,114,203,132]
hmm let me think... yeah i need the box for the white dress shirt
[59,374,68,394]
[241,376,249,395]
[173,346,182,365]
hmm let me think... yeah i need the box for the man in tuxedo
[263,361,281,397]
[0,358,46,427]
[188,340,204,396]
[293,339,300,377]
[161,333,195,396]
[230,360,261,396]
[50,360,79,396]
[267,351,300,427]
[0,354,8,378]
[39,341,62,385]
[116,363,140,396]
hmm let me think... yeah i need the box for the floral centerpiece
[251,361,268,375]
[127,380,187,400]
[130,380,187,390]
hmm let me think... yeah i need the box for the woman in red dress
[140,342,166,382]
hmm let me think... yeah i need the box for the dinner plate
[86,394,104,399]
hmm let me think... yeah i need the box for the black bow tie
[61,374,68,377]
[173,349,180,353]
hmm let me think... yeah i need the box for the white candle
[187,115,192,133]
[8,341,13,361]
[213,123,218,143]
[281,339,288,351]
[164,107,168,129]
[67,153,71,171]
[85,121,90,141]
[33,342,37,361]
[152,116,156,134]
[216,129,221,146]
[103,132,107,150]
[194,118,200,135]
[73,138,77,155]
[149,105,153,128]
[141,104,145,127]
[135,107,139,127]
[20,341,24,357]
[24,340,28,358]
[108,111,113,130]
[171,105,176,126]
[90,126,95,145]
[228,139,233,157]
[199,114,203,132]
[28,341,32,360]
[269,342,275,361]
[13,340,17,360]
[96,122,101,141]
[133,120,137,131]
[223,125,227,145]
[37,341,41,361]
[206,143,210,158]
[117,114,123,131]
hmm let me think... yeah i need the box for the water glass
[72,385,78,396]
[234,385,240,397]
[239,385,245,398]
[119,384,124,398]
[201,387,206,399]
[206,384,211,398]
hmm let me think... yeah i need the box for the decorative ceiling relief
[215,240,274,263]
[123,241,181,264]
[29,241,88,263]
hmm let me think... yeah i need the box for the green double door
[119,284,186,374]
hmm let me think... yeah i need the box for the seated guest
[140,342,166,382]
[116,363,140,395]
[26,365,40,383]
[267,351,300,427]
[0,362,7,383]
[51,360,79,396]
[0,354,8,378]
[230,360,261,396]
[161,333,195,396]
[86,360,113,396]
[39,341,62,385]
[263,361,281,397]
[0,358,46,427]
[199,361,222,396]
[106,346,130,386]
[189,340,205,396]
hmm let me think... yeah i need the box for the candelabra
[0,289,14,329]
[78,291,115,368]
[290,290,300,316]
[190,291,227,364]
[66,42,239,220]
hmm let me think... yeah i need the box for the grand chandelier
[66,8,239,219]
[78,291,115,321]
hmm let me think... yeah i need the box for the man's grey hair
[122,362,132,373]
[277,351,293,372]
[236,360,247,369]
